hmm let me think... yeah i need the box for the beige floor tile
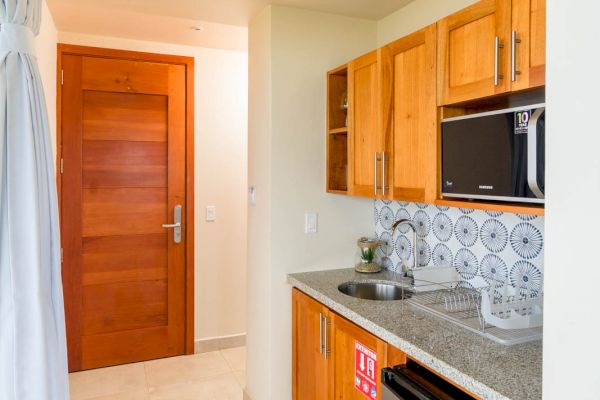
[144,352,231,390]
[148,372,242,400]
[69,363,147,400]
[86,391,150,400]
[232,370,246,389]
[220,347,246,372]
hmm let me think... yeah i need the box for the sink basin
[338,281,412,301]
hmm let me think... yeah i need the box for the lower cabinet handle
[324,317,330,360]
[319,313,323,354]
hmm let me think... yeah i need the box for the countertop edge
[288,275,510,400]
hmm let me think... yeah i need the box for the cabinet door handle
[323,316,330,360]
[373,152,378,196]
[381,152,386,196]
[494,36,505,86]
[319,313,323,354]
[511,31,522,82]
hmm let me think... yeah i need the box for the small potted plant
[355,237,382,273]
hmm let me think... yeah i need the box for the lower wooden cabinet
[293,288,387,400]
[332,314,387,400]
[292,288,332,400]
[292,288,479,400]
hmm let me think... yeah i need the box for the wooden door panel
[448,14,496,87]
[83,91,167,142]
[81,326,171,370]
[82,188,167,237]
[438,0,511,105]
[82,234,168,286]
[61,50,189,371]
[82,57,170,95]
[83,280,168,335]
[348,50,379,198]
[83,140,167,188]
[512,0,546,90]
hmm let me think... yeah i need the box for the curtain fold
[0,0,69,399]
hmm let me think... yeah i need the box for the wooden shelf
[327,64,349,194]
[329,127,348,134]
[435,198,544,216]
[327,189,348,195]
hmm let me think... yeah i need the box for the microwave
[441,104,545,204]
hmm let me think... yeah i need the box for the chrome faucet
[390,219,418,276]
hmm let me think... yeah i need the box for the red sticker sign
[354,340,378,399]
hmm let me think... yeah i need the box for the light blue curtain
[0,0,69,399]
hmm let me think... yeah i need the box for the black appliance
[381,360,476,400]
[441,104,545,204]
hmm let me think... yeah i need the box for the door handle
[162,204,182,243]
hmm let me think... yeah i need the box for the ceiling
[47,0,414,51]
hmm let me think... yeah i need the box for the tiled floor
[69,347,246,400]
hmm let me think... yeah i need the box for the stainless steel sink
[338,281,412,301]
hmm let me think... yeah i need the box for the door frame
[56,44,196,356]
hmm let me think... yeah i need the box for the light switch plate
[248,186,257,206]
[305,212,318,234]
[206,205,216,222]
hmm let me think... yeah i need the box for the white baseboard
[194,333,246,353]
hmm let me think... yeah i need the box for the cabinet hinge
[60,158,64,174]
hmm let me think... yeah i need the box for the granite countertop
[287,268,542,400]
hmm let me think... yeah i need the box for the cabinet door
[348,50,381,198]
[292,289,332,400]
[332,313,387,400]
[381,24,437,204]
[511,0,546,90]
[437,0,512,105]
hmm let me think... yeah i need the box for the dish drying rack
[406,271,543,346]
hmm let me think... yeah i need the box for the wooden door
[437,0,512,105]
[332,313,387,400]
[60,49,192,371]
[348,50,381,198]
[381,24,437,204]
[292,289,333,400]
[511,0,546,90]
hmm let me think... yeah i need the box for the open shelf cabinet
[327,65,349,193]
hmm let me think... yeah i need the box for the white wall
[37,0,58,160]
[246,7,273,400]
[377,0,477,46]
[247,6,376,400]
[57,32,249,344]
[543,1,600,398]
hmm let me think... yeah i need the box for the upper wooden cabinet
[438,0,545,105]
[348,50,381,198]
[511,0,546,90]
[380,24,438,203]
[437,0,512,105]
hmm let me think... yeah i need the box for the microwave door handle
[527,108,545,199]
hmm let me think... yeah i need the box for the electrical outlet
[206,205,216,222]
[305,213,318,234]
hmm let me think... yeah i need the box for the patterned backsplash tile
[374,200,544,294]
